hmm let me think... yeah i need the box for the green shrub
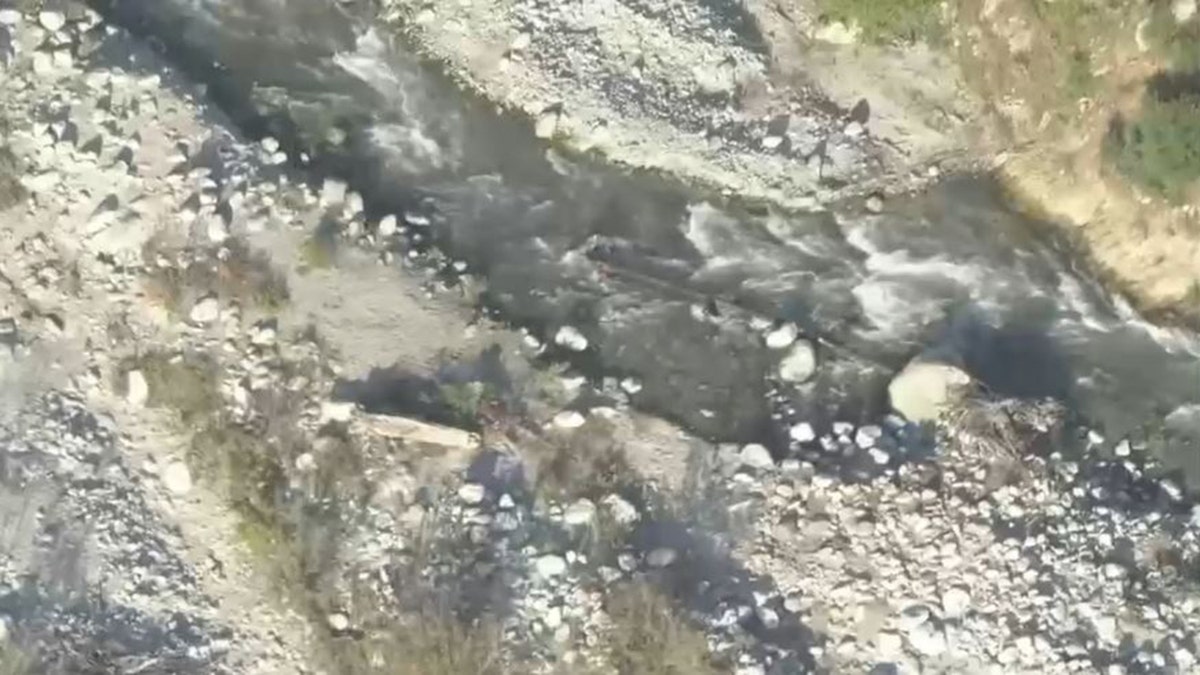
[1146,1,1200,71]
[817,0,942,44]
[1106,95,1200,199]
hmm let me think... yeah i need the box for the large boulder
[888,360,972,423]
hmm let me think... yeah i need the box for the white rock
[765,323,799,349]
[778,340,816,383]
[0,10,20,25]
[602,494,640,525]
[1174,0,1197,23]
[458,483,486,505]
[294,453,316,472]
[868,447,890,465]
[854,425,883,449]
[320,178,347,205]
[553,410,587,429]
[498,494,515,509]
[1114,439,1131,457]
[739,443,775,470]
[1093,616,1118,643]
[535,554,568,578]
[250,324,276,346]
[510,32,531,51]
[888,360,971,423]
[205,217,228,244]
[535,110,560,139]
[260,136,280,154]
[865,194,884,213]
[941,587,971,619]
[814,20,859,45]
[38,11,66,32]
[126,370,149,408]
[377,214,398,237]
[646,547,677,568]
[188,296,220,325]
[161,461,192,496]
[906,621,947,657]
[319,401,356,423]
[345,191,364,216]
[832,421,854,437]
[756,606,780,630]
[327,613,350,631]
[761,136,784,150]
[553,325,588,351]
[563,499,596,526]
[620,377,643,394]
[789,422,816,443]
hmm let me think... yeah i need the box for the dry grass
[119,351,220,425]
[604,584,725,675]
[142,237,289,315]
[331,605,504,675]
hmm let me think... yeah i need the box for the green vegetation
[299,234,336,271]
[605,584,726,675]
[1146,1,1200,71]
[1106,95,1200,199]
[817,0,942,44]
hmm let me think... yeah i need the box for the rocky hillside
[1,2,1200,674]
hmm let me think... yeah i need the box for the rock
[789,422,816,443]
[553,325,588,351]
[510,32,531,51]
[1174,0,1197,23]
[553,410,587,429]
[188,296,220,325]
[535,554,568,578]
[378,214,398,237]
[866,194,884,213]
[320,401,356,423]
[761,136,784,150]
[941,587,971,619]
[814,20,859,45]
[126,370,149,408]
[887,360,971,423]
[250,323,276,346]
[778,340,816,383]
[320,178,347,205]
[458,483,486,505]
[646,547,677,568]
[765,323,798,349]
[1114,439,1131,457]
[617,552,638,572]
[739,443,775,470]
[602,494,640,525]
[294,453,316,472]
[535,109,561,139]
[868,447,890,465]
[327,613,350,632]
[907,622,947,657]
[854,425,883,449]
[0,10,20,26]
[161,461,192,496]
[361,414,476,449]
[38,11,66,32]
[620,377,643,394]
[563,499,596,526]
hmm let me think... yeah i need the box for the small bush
[333,608,503,675]
[1106,95,1200,199]
[817,0,941,44]
[605,584,724,675]
[1146,2,1200,71]
[121,351,221,424]
[142,240,289,315]
[0,147,26,212]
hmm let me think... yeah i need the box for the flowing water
[91,0,1200,484]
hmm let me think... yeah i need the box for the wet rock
[765,323,798,349]
[740,443,774,470]
[602,494,639,525]
[161,461,192,496]
[377,214,398,237]
[646,547,677,568]
[888,360,971,423]
[126,370,149,408]
[778,340,816,383]
[553,325,588,351]
[188,296,220,325]
[535,554,568,579]
[458,483,486,505]
[789,422,815,443]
